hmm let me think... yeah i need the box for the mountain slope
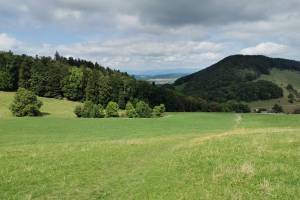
[249,69,300,112]
[174,55,300,104]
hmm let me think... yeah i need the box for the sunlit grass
[0,92,299,199]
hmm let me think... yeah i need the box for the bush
[152,104,166,117]
[125,102,137,118]
[74,102,105,118]
[159,104,166,113]
[152,106,161,117]
[89,104,98,118]
[288,93,295,104]
[293,108,300,114]
[119,110,127,118]
[106,101,119,117]
[81,101,94,118]
[90,104,105,118]
[10,88,43,117]
[136,101,152,118]
[97,104,106,118]
[225,101,251,113]
[74,105,83,117]
[272,104,283,113]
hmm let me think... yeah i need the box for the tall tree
[63,68,84,101]
[18,57,33,89]
[98,75,112,106]
[85,70,101,103]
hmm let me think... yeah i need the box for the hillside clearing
[249,69,300,112]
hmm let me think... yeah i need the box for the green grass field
[0,92,299,199]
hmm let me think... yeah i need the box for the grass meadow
[0,92,299,199]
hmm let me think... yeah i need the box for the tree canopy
[10,88,43,117]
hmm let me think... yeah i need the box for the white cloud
[0,33,21,51]
[240,42,289,56]
[5,36,223,70]
[1,1,300,71]
[50,40,223,69]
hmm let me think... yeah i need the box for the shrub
[159,104,166,113]
[152,106,162,117]
[81,101,94,118]
[96,104,106,118]
[119,110,127,118]
[226,101,251,113]
[89,104,99,118]
[106,101,119,117]
[74,105,83,117]
[74,102,105,118]
[288,93,295,104]
[10,88,43,117]
[272,104,283,113]
[125,102,137,118]
[152,104,166,117]
[136,101,152,118]
[286,84,294,91]
[293,109,300,114]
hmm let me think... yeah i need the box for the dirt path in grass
[193,127,299,145]
[234,114,242,128]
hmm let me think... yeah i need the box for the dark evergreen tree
[85,70,101,103]
[18,57,33,89]
[98,75,112,106]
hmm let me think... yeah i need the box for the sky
[0,0,299,73]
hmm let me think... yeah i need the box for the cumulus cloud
[0,33,21,50]
[0,0,299,71]
[11,36,223,70]
[241,42,289,56]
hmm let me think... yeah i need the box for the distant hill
[174,55,300,112]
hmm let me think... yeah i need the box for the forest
[0,51,250,113]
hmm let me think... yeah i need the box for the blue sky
[0,0,299,73]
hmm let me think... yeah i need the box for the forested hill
[174,55,300,102]
[0,51,251,112]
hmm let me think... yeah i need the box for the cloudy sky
[0,0,299,73]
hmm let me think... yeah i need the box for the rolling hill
[174,55,300,112]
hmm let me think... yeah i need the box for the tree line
[0,51,250,113]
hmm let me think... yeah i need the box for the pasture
[0,92,299,199]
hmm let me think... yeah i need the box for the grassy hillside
[0,92,300,199]
[259,69,300,90]
[0,91,80,118]
[249,69,300,112]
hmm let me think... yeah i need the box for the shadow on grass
[41,112,50,117]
